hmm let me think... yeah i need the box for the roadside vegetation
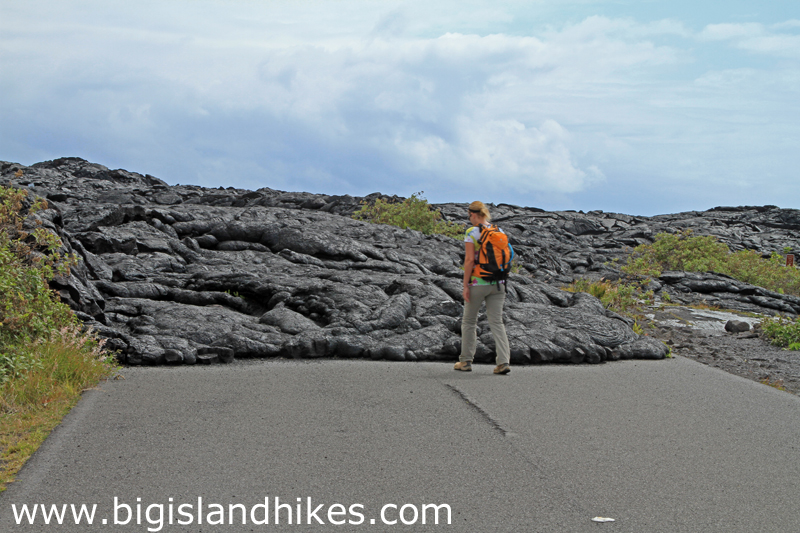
[567,230,800,337]
[761,316,800,351]
[1,180,118,492]
[352,192,464,240]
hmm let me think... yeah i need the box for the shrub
[1,182,118,491]
[623,230,800,296]
[352,192,464,239]
[723,250,800,295]
[0,183,116,385]
[761,316,800,349]
[1,185,76,382]
[622,230,728,277]
[565,278,654,319]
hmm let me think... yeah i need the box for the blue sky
[1,1,798,215]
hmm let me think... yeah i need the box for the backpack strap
[469,224,492,281]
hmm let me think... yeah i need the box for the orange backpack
[472,224,515,283]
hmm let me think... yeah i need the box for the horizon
[7,154,791,219]
[1,1,798,216]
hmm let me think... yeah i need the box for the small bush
[1,185,84,382]
[623,230,800,296]
[761,316,800,349]
[1,181,117,386]
[569,278,611,300]
[622,230,729,277]
[565,278,654,319]
[352,192,464,239]
[724,250,800,295]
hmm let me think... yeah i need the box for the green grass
[352,192,464,239]
[1,327,119,491]
[1,182,119,491]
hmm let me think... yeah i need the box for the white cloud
[699,23,765,41]
[773,20,800,30]
[1,2,799,214]
[699,21,800,58]
[738,34,800,57]
[392,117,599,194]
[551,15,690,41]
[456,118,595,193]
[221,26,680,194]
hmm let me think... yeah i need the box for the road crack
[444,384,508,436]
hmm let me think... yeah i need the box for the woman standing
[454,201,511,374]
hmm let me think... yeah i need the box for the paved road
[2,357,799,532]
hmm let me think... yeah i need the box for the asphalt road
[2,356,799,532]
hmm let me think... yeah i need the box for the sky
[1,1,798,215]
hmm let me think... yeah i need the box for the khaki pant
[459,283,510,365]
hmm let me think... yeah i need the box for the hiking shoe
[454,361,472,372]
[493,363,511,375]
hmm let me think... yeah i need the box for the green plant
[761,316,800,349]
[352,192,464,239]
[0,182,118,491]
[566,278,614,300]
[1,185,83,382]
[1,323,119,492]
[2,324,115,409]
[604,283,649,313]
[622,230,728,277]
[623,230,800,296]
[567,278,591,293]
[564,278,654,321]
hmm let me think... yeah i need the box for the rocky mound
[3,157,797,366]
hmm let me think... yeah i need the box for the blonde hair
[468,201,491,221]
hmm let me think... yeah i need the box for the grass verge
[0,329,119,492]
[1,393,81,491]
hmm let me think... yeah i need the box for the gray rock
[3,156,797,367]
[725,320,751,333]
[260,306,321,334]
[613,336,670,360]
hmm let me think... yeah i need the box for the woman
[454,201,511,374]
